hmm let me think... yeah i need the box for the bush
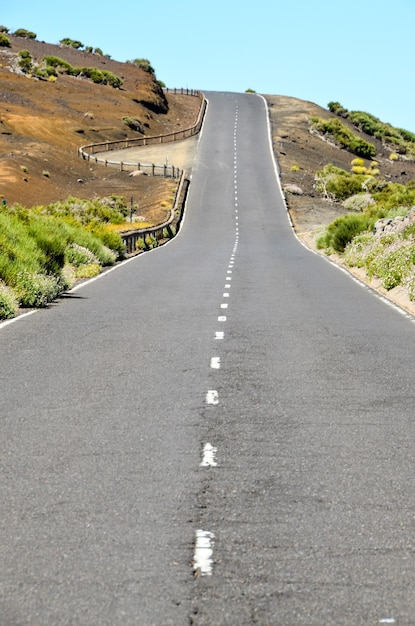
[59,38,83,49]
[41,57,122,87]
[0,33,11,47]
[43,56,73,72]
[342,193,375,212]
[372,182,415,213]
[18,49,33,72]
[315,164,365,201]
[15,272,62,308]
[13,28,36,39]
[74,263,101,278]
[89,224,124,258]
[327,101,348,117]
[0,281,18,320]
[127,58,155,74]
[310,116,376,158]
[317,214,375,253]
[26,215,66,275]
[367,239,415,290]
[122,116,144,133]
[65,243,98,267]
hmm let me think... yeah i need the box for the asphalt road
[1,92,415,625]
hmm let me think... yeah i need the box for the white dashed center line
[193,530,214,576]
[200,443,217,467]
[206,390,219,405]
[210,357,221,369]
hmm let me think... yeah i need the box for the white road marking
[225,284,231,289]
[210,357,220,369]
[215,331,224,339]
[223,293,229,297]
[200,443,217,467]
[193,530,214,576]
[221,303,228,309]
[227,270,232,274]
[379,620,395,624]
[206,390,219,404]
[218,316,226,321]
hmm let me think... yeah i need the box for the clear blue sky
[3,0,415,132]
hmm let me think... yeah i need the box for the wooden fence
[78,91,206,165]
[120,169,190,254]
[77,89,205,254]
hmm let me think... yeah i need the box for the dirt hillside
[265,95,415,232]
[0,34,200,221]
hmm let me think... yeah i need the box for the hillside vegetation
[310,104,415,299]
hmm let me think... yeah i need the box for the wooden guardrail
[78,89,205,255]
[78,91,206,165]
[120,169,190,254]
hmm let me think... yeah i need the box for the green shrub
[351,165,367,175]
[404,272,415,301]
[42,56,73,72]
[26,215,66,275]
[65,243,98,267]
[122,116,144,132]
[0,281,18,319]
[15,272,62,308]
[315,164,365,201]
[41,57,122,87]
[397,128,415,144]
[0,33,11,47]
[310,116,376,158]
[13,28,36,39]
[42,196,129,228]
[327,101,348,117]
[59,38,83,49]
[372,182,415,212]
[127,58,155,74]
[342,193,375,212]
[0,212,44,284]
[317,214,375,253]
[343,233,375,267]
[18,49,33,72]
[89,224,124,258]
[367,239,415,290]
[74,263,101,278]
[348,111,380,136]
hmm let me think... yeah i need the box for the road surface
[1,92,415,625]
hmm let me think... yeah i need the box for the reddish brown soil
[0,35,201,223]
